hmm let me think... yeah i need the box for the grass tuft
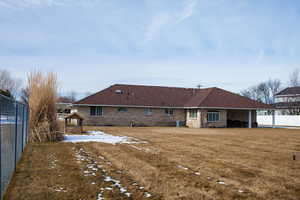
[28,70,62,142]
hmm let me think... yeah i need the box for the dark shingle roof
[274,102,300,109]
[57,97,74,104]
[74,84,273,109]
[276,87,300,96]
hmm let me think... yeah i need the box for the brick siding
[73,106,186,126]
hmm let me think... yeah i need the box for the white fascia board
[276,94,300,97]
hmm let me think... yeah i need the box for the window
[90,106,103,116]
[189,109,198,118]
[144,108,153,115]
[165,109,174,115]
[118,107,128,112]
[207,112,220,122]
[115,89,123,94]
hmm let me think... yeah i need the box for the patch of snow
[238,190,244,193]
[0,116,15,124]
[54,187,67,192]
[105,187,113,190]
[130,145,143,151]
[97,193,104,200]
[139,187,144,190]
[104,176,114,182]
[144,192,152,198]
[99,156,105,160]
[125,192,131,197]
[194,172,201,176]
[217,181,227,185]
[177,165,188,170]
[120,188,127,193]
[64,131,146,144]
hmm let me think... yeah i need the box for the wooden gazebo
[64,113,84,134]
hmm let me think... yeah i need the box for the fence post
[26,106,29,143]
[21,105,24,151]
[14,103,18,171]
[0,97,2,200]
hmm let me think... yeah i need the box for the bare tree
[240,89,252,99]
[84,92,92,98]
[267,79,281,103]
[240,78,282,104]
[67,91,77,102]
[257,82,271,104]
[0,69,22,97]
[289,68,300,87]
[240,86,263,102]
[20,88,29,104]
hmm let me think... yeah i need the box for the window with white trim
[165,109,174,115]
[90,106,103,116]
[144,108,153,115]
[189,109,198,118]
[207,112,220,122]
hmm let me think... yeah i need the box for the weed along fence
[0,94,29,200]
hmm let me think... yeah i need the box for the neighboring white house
[257,87,300,127]
[274,87,300,115]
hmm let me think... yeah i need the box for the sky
[1,0,300,97]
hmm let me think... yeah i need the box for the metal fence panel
[0,94,29,200]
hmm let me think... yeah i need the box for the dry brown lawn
[5,127,300,200]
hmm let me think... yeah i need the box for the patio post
[272,110,275,128]
[248,110,252,128]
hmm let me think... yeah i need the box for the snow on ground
[64,131,146,144]
[73,147,153,199]
[175,163,247,194]
[177,165,190,170]
[0,116,16,124]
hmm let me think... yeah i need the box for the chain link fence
[0,94,29,200]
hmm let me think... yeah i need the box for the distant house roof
[276,87,300,96]
[74,84,273,109]
[57,97,74,104]
[274,102,300,109]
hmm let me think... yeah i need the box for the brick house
[72,84,273,128]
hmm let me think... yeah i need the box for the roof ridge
[113,83,213,90]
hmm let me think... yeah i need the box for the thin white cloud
[176,0,198,23]
[256,49,265,64]
[143,0,198,44]
[143,12,172,44]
